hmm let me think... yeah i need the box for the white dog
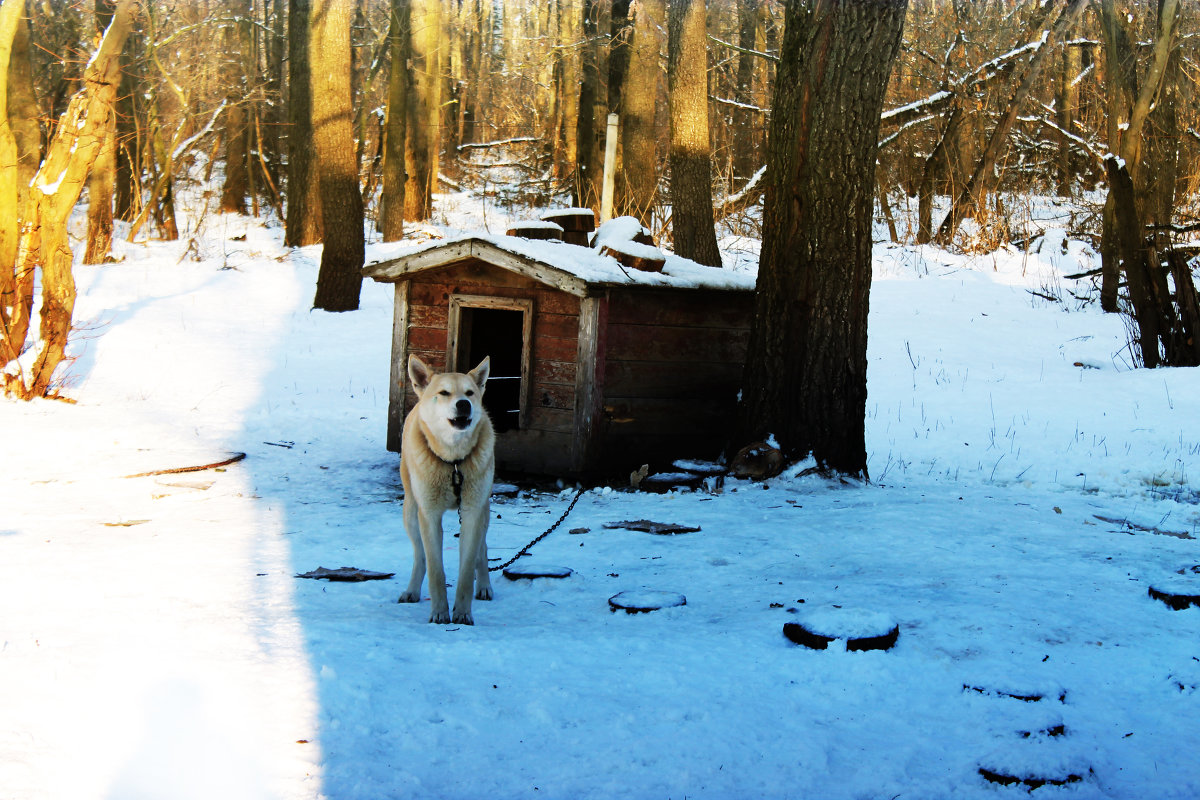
[397,355,495,624]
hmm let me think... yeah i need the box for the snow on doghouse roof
[362,231,757,297]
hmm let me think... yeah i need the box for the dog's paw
[451,610,475,626]
[429,609,451,624]
[476,585,494,601]
[397,591,421,604]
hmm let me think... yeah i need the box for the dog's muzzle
[449,399,472,430]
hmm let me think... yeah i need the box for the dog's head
[409,355,490,437]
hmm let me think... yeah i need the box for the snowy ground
[2,197,1199,800]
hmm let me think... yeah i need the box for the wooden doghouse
[363,233,756,476]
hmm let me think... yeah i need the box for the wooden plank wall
[396,259,583,474]
[598,287,754,470]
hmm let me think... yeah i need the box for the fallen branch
[714,164,767,222]
[123,451,247,479]
[707,33,778,62]
[456,136,540,152]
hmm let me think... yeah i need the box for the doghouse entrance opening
[455,302,529,433]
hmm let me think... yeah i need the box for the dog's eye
[438,390,450,397]
[465,390,475,397]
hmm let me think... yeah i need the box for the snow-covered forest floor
[2,185,1199,800]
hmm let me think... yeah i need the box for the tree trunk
[667,0,720,267]
[735,0,908,478]
[1107,157,1168,368]
[574,0,603,209]
[0,0,24,322]
[916,102,964,245]
[618,0,662,224]
[286,0,323,246]
[381,0,409,241]
[111,19,142,223]
[8,13,38,210]
[1054,33,1081,196]
[1143,0,1182,245]
[1098,0,1135,313]
[552,0,579,185]
[1100,0,1179,312]
[731,0,758,185]
[311,0,365,312]
[2,0,136,397]
[220,0,252,214]
[404,0,441,221]
[84,0,121,265]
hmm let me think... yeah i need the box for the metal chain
[488,487,586,573]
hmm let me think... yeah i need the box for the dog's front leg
[418,509,451,623]
[397,496,426,603]
[452,509,489,624]
[472,505,493,602]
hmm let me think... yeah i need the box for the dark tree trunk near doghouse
[736,0,907,478]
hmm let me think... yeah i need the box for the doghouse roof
[362,233,757,298]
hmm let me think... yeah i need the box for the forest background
[0,0,1197,457]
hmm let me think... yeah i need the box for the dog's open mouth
[449,416,472,430]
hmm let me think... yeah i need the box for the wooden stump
[600,242,666,273]
[730,441,784,480]
[609,590,687,614]
[506,220,564,241]
[783,607,899,652]
[1148,565,1200,610]
[502,564,574,580]
[978,767,1086,791]
[639,472,705,492]
[541,208,595,247]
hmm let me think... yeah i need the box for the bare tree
[736,0,908,477]
[619,0,662,224]
[1,0,137,398]
[84,0,124,265]
[310,0,364,312]
[934,0,1087,246]
[667,0,720,266]
[404,0,440,221]
[575,0,603,209]
[381,0,409,241]
[286,0,323,246]
[219,0,251,214]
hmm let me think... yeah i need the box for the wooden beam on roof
[362,237,592,298]
[467,240,590,297]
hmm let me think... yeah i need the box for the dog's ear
[408,355,434,397]
[467,356,490,392]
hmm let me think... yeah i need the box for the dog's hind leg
[397,496,426,604]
